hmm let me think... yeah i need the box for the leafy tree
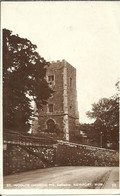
[74,123,101,147]
[3,29,53,133]
[86,95,119,149]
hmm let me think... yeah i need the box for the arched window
[47,119,55,131]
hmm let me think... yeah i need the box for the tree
[74,123,101,147]
[86,95,119,149]
[3,29,53,133]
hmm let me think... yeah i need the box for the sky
[1,2,120,123]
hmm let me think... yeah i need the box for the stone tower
[32,60,79,141]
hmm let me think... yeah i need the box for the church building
[32,60,79,141]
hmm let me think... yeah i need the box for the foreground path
[4,166,119,189]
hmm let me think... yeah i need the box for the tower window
[48,104,53,112]
[48,75,54,82]
[70,77,72,87]
[47,119,55,131]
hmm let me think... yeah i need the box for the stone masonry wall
[68,117,76,141]
[66,62,79,138]
[56,143,119,167]
[36,61,64,134]
[3,142,119,176]
[67,62,77,117]
[3,144,56,175]
[38,115,64,133]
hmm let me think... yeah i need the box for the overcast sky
[2,2,120,123]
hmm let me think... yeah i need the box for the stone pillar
[75,90,79,125]
[63,60,69,141]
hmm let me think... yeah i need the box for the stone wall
[3,144,56,175]
[67,62,77,117]
[68,117,76,141]
[32,61,64,135]
[56,142,119,167]
[37,61,64,131]
[38,115,64,134]
[3,142,119,176]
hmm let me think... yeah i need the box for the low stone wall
[56,142,119,167]
[3,142,119,176]
[3,144,56,175]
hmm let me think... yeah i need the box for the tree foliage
[86,95,119,149]
[86,96,119,129]
[3,29,53,133]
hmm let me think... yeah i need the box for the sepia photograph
[1,1,120,195]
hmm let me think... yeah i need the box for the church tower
[32,60,79,141]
